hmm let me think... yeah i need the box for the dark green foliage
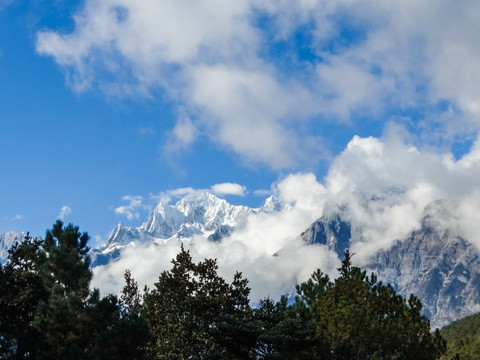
[441,313,480,341]
[0,234,46,359]
[253,296,315,359]
[439,312,480,360]
[1,227,450,360]
[33,221,94,359]
[144,245,252,359]
[88,287,150,360]
[292,249,447,360]
[0,222,151,360]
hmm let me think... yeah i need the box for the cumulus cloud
[37,0,480,168]
[96,134,480,299]
[57,205,71,221]
[210,183,246,196]
[114,195,146,220]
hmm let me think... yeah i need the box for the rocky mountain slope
[301,200,480,329]
[0,232,25,264]
[2,192,478,329]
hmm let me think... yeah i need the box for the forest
[0,221,459,359]
[439,312,480,360]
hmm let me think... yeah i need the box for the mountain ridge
[1,192,479,329]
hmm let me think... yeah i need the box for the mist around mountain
[1,185,479,332]
[0,224,447,359]
[3,137,480,331]
[83,184,480,330]
[300,200,480,329]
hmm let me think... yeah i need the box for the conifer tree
[0,234,46,359]
[253,296,315,359]
[293,250,447,360]
[33,221,94,359]
[144,245,252,359]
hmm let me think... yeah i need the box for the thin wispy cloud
[138,127,154,135]
[114,196,147,220]
[8,214,23,222]
[57,206,71,221]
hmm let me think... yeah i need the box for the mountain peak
[261,195,286,213]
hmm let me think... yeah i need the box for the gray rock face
[0,232,25,264]
[300,213,351,258]
[300,200,480,329]
[367,218,480,329]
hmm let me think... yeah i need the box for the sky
[2,0,480,255]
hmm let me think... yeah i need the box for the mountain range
[1,192,479,329]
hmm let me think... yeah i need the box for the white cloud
[166,187,196,198]
[57,205,72,221]
[96,134,480,299]
[38,0,480,167]
[253,189,271,197]
[10,214,23,222]
[165,116,198,152]
[114,195,146,220]
[210,183,246,196]
[138,127,154,135]
[186,64,320,168]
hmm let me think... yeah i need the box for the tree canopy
[0,223,449,359]
[144,245,252,359]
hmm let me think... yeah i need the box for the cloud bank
[93,134,480,301]
[36,0,480,169]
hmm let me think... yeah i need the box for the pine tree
[0,234,46,359]
[95,270,151,360]
[293,250,447,360]
[33,221,94,359]
[144,245,252,359]
[253,296,315,359]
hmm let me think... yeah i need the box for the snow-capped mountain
[0,232,25,264]
[4,191,478,329]
[91,192,285,266]
[300,200,480,329]
[139,192,253,239]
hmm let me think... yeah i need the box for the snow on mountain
[3,189,473,329]
[0,232,25,264]
[91,193,285,266]
[139,192,254,239]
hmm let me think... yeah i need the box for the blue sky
[2,0,480,247]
